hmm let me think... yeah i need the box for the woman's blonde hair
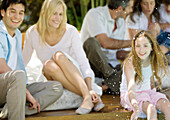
[124,31,168,87]
[36,0,67,44]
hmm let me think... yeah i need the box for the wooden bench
[0,94,165,120]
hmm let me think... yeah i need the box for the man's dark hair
[0,0,27,19]
[108,0,130,10]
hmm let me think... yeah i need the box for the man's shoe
[0,104,8,119]
[104,70,122,95]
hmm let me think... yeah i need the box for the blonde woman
[23,0,104,114]
[120,31,169,120]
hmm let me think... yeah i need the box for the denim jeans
[157,31,170,55]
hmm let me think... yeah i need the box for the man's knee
[7,70,26,86]
[83,37,100,50]
[13,70,26,85]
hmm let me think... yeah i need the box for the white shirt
[81,5,127,67]
[23,24,94,80]
[120,64,152,92]
[126,12,156,30]
[23,24,102,95]
[8,34,17,70]
[159,4,170,32]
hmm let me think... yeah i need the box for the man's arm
[0,58,11,74]
[96,33,131,49]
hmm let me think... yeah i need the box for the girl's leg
[142,101,157,120]
[43,52,93,110]
[156,98,170,120]
[43,60,80,95]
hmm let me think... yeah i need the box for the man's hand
[89,90,99,104]
[26,89,40,113]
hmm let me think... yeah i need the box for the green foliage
[20,0,108,32]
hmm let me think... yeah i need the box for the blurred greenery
[20,0,108,32]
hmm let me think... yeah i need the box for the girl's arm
[71,27,99,103]
[22,26,35,66]
[124,59,140,119]
[85,77,99,103]
[84,77,92,91]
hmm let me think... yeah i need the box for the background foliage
[19,0,109,32]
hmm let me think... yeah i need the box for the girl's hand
[89,90,99,104]
[131,104,140,120]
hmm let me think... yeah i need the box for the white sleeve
[127,13,149,30]
[22,27,34,67]
[71,27,94,79]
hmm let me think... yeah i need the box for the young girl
[120,31,170,120]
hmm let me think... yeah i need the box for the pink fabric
[120,88,169,114]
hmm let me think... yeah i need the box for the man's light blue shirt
[0,20,28,83]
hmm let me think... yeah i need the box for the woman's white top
[23,24,102,95]
[120,64,152,92]
[159,4,170,32]
[126,12,156,30]
[23,24,94,80]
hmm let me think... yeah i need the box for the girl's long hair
[124,31,168,87]
[36,0,67,45]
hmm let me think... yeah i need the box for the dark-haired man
[0,0,63,120]
[81,0,134,95]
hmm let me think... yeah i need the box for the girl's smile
[135,35,152,60]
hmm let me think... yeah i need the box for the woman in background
[127,0,161,39]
